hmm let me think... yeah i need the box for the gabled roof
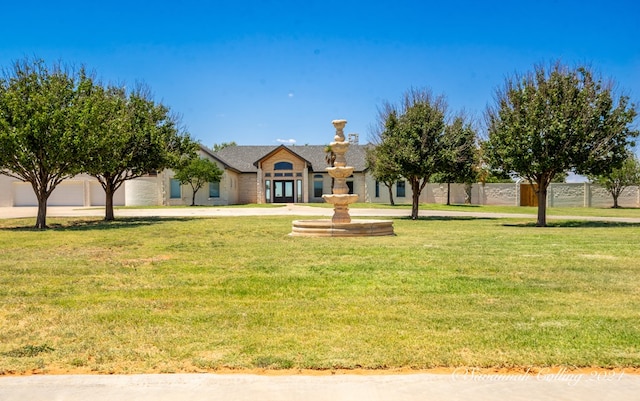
[253,145,314,168]
[210,144,371,173]
[198,144,241,173]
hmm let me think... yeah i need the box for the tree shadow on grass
[397,216,497,222]
[0,216,204,231]
[504,220,640,228]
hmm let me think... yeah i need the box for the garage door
[13,182,85,206]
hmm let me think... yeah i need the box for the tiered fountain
[291,119,394,237]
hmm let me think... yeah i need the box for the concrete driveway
[1,371,639,401]
[2,204,640,223]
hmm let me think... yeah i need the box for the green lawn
[341,202,640,218]
[1,215,639,374]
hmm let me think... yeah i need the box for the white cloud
[276,138,297,145]
[288,91,294,98]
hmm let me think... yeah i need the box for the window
[274,161,293,170]
[347,181,354,194]
[209,181,220,198]
[265,180,271,202]
[396,181,406,198]
[170,179,181,199]
[375,180,380,198]
[265,173,271,177]
[284,172,293,177]
[297,179,302,202]
[314,179,323,197]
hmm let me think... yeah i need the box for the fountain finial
[332,119,347,142]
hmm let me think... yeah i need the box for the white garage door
[13,182,85,206]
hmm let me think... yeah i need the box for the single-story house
[2,144,639,208]
[0,144,384,207]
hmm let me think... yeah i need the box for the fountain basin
[291,219,394,237]
[322,194,359,204]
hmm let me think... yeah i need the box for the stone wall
[238,173,258,204]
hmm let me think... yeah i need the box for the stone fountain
[291,119,394,237]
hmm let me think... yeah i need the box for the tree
[367,104,401,205]
[212,141,237,152]
[590,152,640,208]
[174,156,223,206]
[376,88,448,219]
[324,144,336,189]
[485,62,638,226]
[0,58,90,229]
[365,145,400,205]
[82,84,197,220]
[433,115,477,205]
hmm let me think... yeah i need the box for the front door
[273,180,295,203]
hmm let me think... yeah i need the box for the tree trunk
[411,179,421,220]
[536,186,548,227]
[35,194,48,229]
[447,182,451,205]
[612,194,620,208]
[386,183,395,206]
[464,182,472,204]
[191,191,196,206]
[104,181,116,221]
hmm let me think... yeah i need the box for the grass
[328,202,640,218]
[107,201,640,218]
[0,215,639,374]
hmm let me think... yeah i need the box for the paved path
[1,371,639,401]
[2,204,640,223]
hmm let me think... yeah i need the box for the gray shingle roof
[209,144,370,173]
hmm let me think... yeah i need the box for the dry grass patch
[0,215,639,374]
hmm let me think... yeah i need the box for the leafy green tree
[367,104,402,205]
[485,62,638,226]
[590,152,640,208]
[0,58,90,229]
[212,141,237,152]
[174,156,223,206]
[376,88,448,219]
[365,145,400,205]
[433,115,477,205]
[324,144,336,190]
[82,84,197,220]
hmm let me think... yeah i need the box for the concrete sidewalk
[1,372,639,401]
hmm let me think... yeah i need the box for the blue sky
[1,0,638,148]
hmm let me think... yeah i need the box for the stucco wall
[126,175,163,206]
[1,173,125,207]
[0,174,14,207]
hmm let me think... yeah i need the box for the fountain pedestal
[291,119,394,237]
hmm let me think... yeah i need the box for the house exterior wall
[238,173,257,204]
[257,148,308,204]
[308,172,366,203]
[126,175,163,206]
[0,174,14,207]
[308,172,330,203]
[0,173,125,207]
